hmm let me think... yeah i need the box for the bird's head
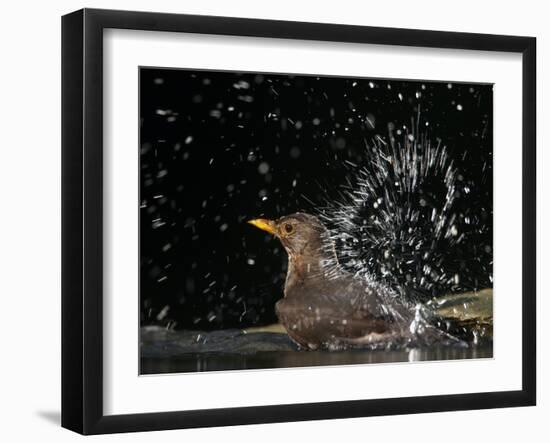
[248,212,334,262]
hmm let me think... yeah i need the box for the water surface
[140,326,492,374]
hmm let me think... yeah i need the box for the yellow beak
[247,218,277,235]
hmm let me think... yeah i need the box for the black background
[139,67,492,331]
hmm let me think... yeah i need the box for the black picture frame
[61,8,536,435]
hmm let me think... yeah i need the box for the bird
[248,212,429,351]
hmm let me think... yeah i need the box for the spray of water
[317,116,490,307]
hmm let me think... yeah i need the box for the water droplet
[258,162,270,174]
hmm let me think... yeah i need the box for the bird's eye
[284,223,294,234]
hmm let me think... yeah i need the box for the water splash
[318,118,491,304]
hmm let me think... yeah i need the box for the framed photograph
[62,8,536,434]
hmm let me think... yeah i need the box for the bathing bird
[248,212,421,350]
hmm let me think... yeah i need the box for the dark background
[139,67,492,331]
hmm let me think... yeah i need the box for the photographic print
[139,67,493,375]
[61,10,536,433]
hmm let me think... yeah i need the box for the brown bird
[248,212,415,350]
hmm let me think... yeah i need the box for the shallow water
[140,326,492,374]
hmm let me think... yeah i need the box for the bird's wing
[279,276,411,340]
[276,292,394,339]
[332,276,412,325]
